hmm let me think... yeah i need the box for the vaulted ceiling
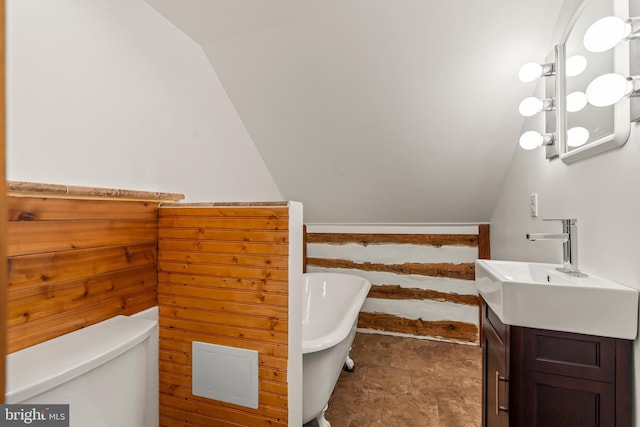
[146,0,565,223]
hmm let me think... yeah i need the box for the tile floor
[303,333,482,427]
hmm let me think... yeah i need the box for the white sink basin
[476,259,639,339]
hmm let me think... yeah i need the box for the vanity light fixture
[566,91,588,112]
[583,16,640,52]
[519,127,588,151]
[519,131,555,150]
[519,97,555,117]
[586,73,640,107]
[519,56,585,83]
[519,61,555,83]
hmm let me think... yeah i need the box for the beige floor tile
[437,398,482,427]
[382,392,441,427]
[305,333,482,427]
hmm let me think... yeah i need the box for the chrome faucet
[526,218,587,277]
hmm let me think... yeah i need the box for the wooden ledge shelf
[8,181,185,202]
[161,201,288,207]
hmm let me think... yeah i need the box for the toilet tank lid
[6,315,157,403]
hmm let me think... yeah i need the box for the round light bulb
[567,127,590,147]
[566,55,587,77]
[519,62,543,82]
[566,91,587,112]
[519,97,543,117]
[586,73,632,107]
[519,131,543,150]
[583,16,631,52]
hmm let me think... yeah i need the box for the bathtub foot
[315,405,331,427]
[344,347,355,372]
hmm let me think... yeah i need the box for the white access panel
[192,341,259,409]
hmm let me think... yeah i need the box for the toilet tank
[6,315,157,427]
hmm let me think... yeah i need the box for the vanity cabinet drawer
[522,328,615,382]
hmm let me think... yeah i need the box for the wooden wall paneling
[157,205,290,427]
[0,0,6,402]
[8,219,158,256]
[478,224,491,260]
[6,196,159,353]
[8,197,158,221]
[306,226,483,344]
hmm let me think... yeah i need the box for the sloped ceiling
[145,0,564,223]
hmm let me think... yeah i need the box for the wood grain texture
[8,266,157,327]
[6,196,158,353]
[358,312,479,344]
[8,181,184,201]
[8,219,157,256]
[158,239,289,256]
[8,197,157,221]
[307,257,475,280]
[158,205,289,426]
[478,224,490,260]
[368,284,479,306]
[9,243,157,290]
[307,232,478,247]
[477,224,490,346]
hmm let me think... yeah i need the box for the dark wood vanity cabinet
[482,302,632,427]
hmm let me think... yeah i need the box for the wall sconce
[520,127,590,150]
[519,97,555,117]
[519,56,587,83]
[519,62,556,82]
[519,131,555,150]
[583,16,640,52]
[517,46,559,158]
[582,9,640,121]
[586,73,640,107]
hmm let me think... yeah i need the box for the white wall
[6,0,282,202]
[491,0,640,419]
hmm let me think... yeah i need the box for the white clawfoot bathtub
[302,272,371,426]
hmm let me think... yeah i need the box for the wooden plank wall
[306,225,490,345]
[157,204,290,427]
[6,196,159,353]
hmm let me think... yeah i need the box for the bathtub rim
[302,272,371,354]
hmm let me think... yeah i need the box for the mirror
[558,0,631,164]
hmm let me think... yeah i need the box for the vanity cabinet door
[482,304,509,427]
[519,327,631,427]
[521,371,614,427]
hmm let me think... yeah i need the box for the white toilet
[6,315,158,427]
